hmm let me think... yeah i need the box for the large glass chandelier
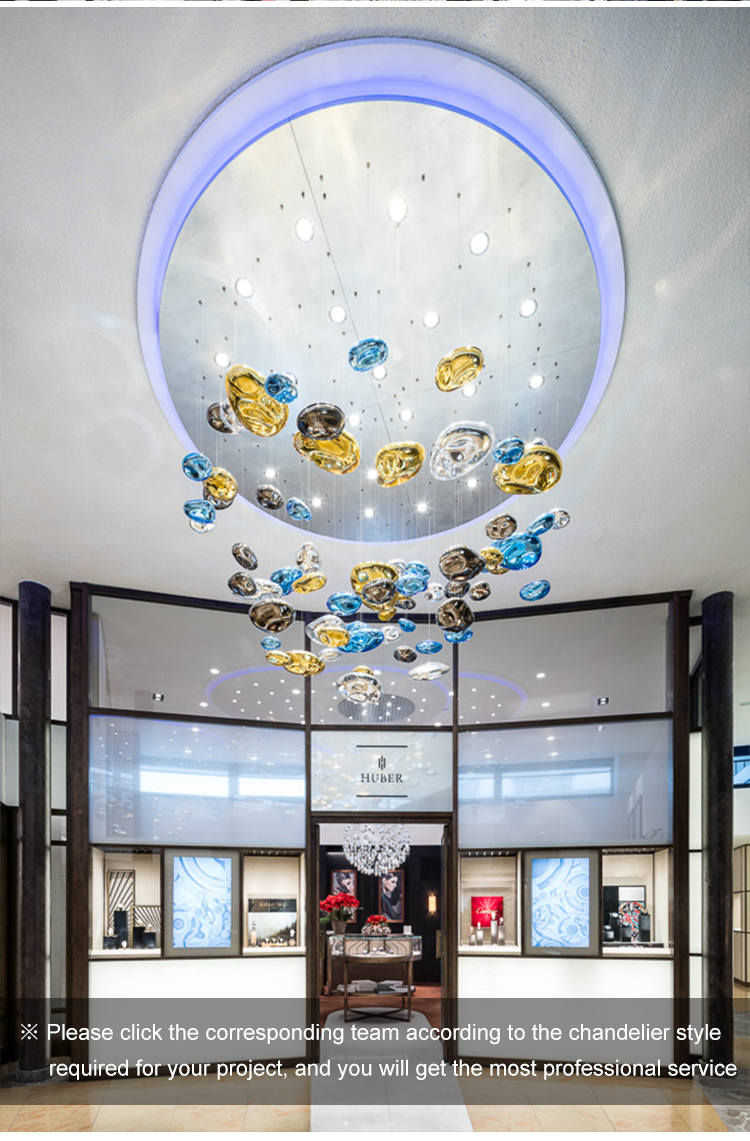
[343,823,410,877]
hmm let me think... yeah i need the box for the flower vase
[331,920,347,935]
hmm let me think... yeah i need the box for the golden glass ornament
[480,547,510,575]
[266,650,292,667]
[435,346,484,392]
[282,650,326,677]
[203,467,238,506]
[293,431,360,475]
[225,365,288,437]
[351,561,398,595]
[377,604,398,622]
[375,442,425,488]
[307,617,350,649]
[493,443,562,495]
[292,572,327,594]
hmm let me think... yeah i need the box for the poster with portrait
[378,870,405,924]
[330,869,357,897]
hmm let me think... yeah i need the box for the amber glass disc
[203,467,238,505]
[292,572,327,594]
[374,442,425,488]
[493,443,562,495]
[435,346,484,392]
[351,561,398,595]
[293,431,360,475]
[479,547,509,575]
[225,365,288,437]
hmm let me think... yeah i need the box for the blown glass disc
[444,581,470,598]
[360,578,398,607]
[394,646,418,663]
[270,567,303,594]
[375,442,425,488]
[435,346,484,392]
[293,572,327,593]
[398,618,416,633]
[249,600,295,633]
[206,400,241,435]
[381,625,402,642]
[469,581,491,601]
[479,547,509,575]
[416,640,443,654]
[348,338,388,372]
[265,650,291,667]
[351,561,398,594]
[225,365,288,437]
[228,572,257,597]
[485,514,517,541]
[265,372,298,403]
[335,668,381,703]
[438,546,486,583]
[327,592,361,617]
[183,499,215,526]
[306,615,350,648]
[409,661,451,681]
[553,509,571,529]
[528,512,556,535]
[424,583,446,602]
[444,628,474,644]
[293,431,360,475]
[436,599,474,632]
[232,543,258,570]
[520,579,551,601]
[492,437,525,465]
[430,422,495,481]
[493,531,543,570]
[261,636,282,651]
[296,543,321,570]
[286,497,312,521]
[493,443,562,495]
[282,651,326,677]
[203,467,238,505]
[338,622,384,654]
[296,403,345,441]
[182,452,213,480]
[255,485,284,510]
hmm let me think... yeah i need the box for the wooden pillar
[16,581,51,1082]
[701,591,734,1065]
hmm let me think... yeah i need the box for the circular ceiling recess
[141,41,624,547]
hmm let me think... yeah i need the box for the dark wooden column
[66,583,90,1068]
[701,591,734,1065]
[16,581,51,1082]
[670,591,691,1067]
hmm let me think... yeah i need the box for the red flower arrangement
[362,913,392,936]
[365,914,388,926]
[319,892,360,923]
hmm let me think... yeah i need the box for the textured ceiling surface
[1,9,748,741]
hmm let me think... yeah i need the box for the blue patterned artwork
[530,857,590,948]
[172,856,233,949]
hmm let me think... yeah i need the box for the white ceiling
[1,8,748,742]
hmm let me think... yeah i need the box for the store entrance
[313,819,449,1032]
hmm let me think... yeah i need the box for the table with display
[326,933,422,1022]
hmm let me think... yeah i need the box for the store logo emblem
[377,755,387,771]
[355,747,408,796]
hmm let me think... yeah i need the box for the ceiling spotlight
[399,409,413,422]
[295,217,315,242]
[462,383,477,398]
[264,467,276,479]
[423,310,440,329]
[520,297,538,318]
[469,230,490,255]
[536,672,546,679]
[214,351,230,368]
[199,702,208,708]
[209,668,220,675]
[467,478,478,489]
[349,413,362,427]
[311,496,322,508]
[597,696,610,706]
[364,508,375,518]
[329,304,347,324]
[387,196,409,225]
[541,701,550,708]
[417,502,427,513]
[152,693,164,702]
[234,278,254,298]
[529,373,545,390]
[372,365,387,380]
[367,468,377,481]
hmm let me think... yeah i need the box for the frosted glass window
[51,612,67,722]
[458,719,672,847]
[0,601,14,715]
[90,716,305,846]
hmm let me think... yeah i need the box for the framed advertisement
[523,850,599,957]
[379,870,405,924]
[330,869,357,897]
[163,849,240,957]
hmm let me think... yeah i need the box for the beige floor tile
[9,1104,99,1132]
[169,1104,246,1131]
[604,1104,690,1131]
[0,1107,19,1132]
[674,1103,729,1131]
[465,1105,542,1132]
[534,1103,614,1131]
[91,1103,175,1132]
[243,1104,309,1132]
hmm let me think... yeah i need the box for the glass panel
[244,855,304,951]
[51,814,67,842]
[0,601,14,716]
[311,729,452,812]
[690,851,702,955]
[163,849,240,957]
[689,732,701,850]
[51,724,66,811]
[90,715,305,846]
[50,845,67,999]
[90,595,304,723]
[3,720,66,810]
[459,855,518,949]
[310,627,452,728]
[90,848,162,955]
[458,719,672,847]
[457,603,670,725]
[601,850,672,955]
[51,612,67,722]
[522,849,600,956]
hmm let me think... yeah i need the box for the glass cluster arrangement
[343,823,411,877]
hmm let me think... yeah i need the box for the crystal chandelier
[343,823,410,877]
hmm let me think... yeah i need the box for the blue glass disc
[492,436,525,464]
[396,574,427,596]
[520,579,551,601]
[286,497,312,521]
[416,640,443,655]
[261,636,282,651]
[398,618,416,633]
[444,628,474,643]
[338,621,384,654]
[528,512,556,535]
[182,452,213,481]
[183,499,216,525]
[492,531,542,570]
[327,592,362,617]
[265,372,299,403]
[348,338,388,372]
[270,566,303,594]
[404,561,430,581]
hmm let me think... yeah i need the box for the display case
[601,848,673,955]
[327,933,423,1022]
[90,847,162,956]
[459,854,519,952]
[243,853,305,953]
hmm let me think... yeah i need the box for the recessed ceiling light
[550,751,558,757]
[199,701,208,708]
[462,384,477,398]
[214,351,230,368]
[364,508,374,518]
[467,478,478,489]
[387,196,408,224]
[547,736,555,742]
[520,297,538,317]
[536,672,546,679]
[399,409,413,422]
[417,502,427,513]
[423,310,440,329]
[210,668,220,675]
[264,467,276,479]
[295,217,315,242]
[469,230,490,255]
[234,278,253,298]
[541,701,550,707]
[329,304,347,324]
[311,496,322,508]
[529,373,545,390]
[367,468,377,481]
[372,365,387,380]
[349,413,361,427]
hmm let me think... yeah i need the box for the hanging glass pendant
[430,422,495,480]
[438,546,486,582]
[351,561,398,595]
[398,597,417,611]
[249,600,295,633]
[206,400,242,435]
[416,640,443,654]
[493,442,562,495]
[335,666,381,704]
[445,628,474,644]
[553,509,571,529]
[435,346,484,392]
[255,485,284,510]
[270,567,303,595]
[492,437,525,465]
[293,431,360,475]
[203,467,238,508]
[182,452,213,481]
[485,514,517,541]
[252,578,283,601]
[424,583,446,602]
[286,497,312,521]
[377,603,398,622]
[409,661,450,681]
[381,625,402,642]
[437,599,474,632]
[265,372,298,403]
[374,442,425,488]
[228,572,257,597]
[282,651,326,677]
[394,646,418,663]
[398,617,416,633]
[296,403,345,440]
[519,580,551,601]
[528,511,556,535]
[327,592,362,617]
[469,581,491,601]
[338,621,384,654]
[360,578,398,608]
[266,650,291,667]
[188,519,215,533]
[348,338,388,372]
[232,543,258,570]
[388,559,406,574]
[296,543,321,570]
[479,547,509,575]
[493,531,543,571]
[261,636,282,651]
[307,615,351,648]
[293,572,327,594]
[444,581,470,598]
[225,365,288,437]
[320,647,341,663]
[343,823,410,876]
[183,499,215,528]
